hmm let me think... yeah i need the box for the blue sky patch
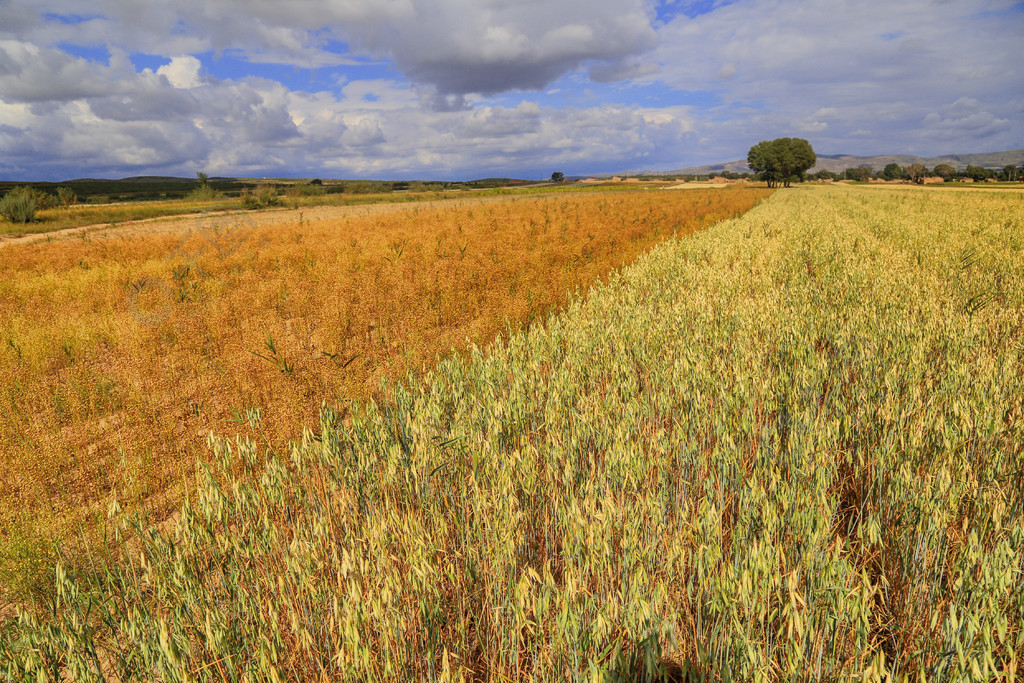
[56,42,110,63]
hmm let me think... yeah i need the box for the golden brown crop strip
[0,188,768,582]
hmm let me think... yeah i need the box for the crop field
[3,184,1023,681]
[0,189,462,238]
[0,189,450,238]
[0,187,767,605]
[0,181,669,239]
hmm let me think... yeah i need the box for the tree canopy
[965,165,993,181]
[845,166,873,182]
[881,163,904,181]
[746,138,816,188]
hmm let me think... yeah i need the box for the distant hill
[0,175,252,202]
[649,148,1024,176]
[57,176,240,184]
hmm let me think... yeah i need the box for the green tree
[746,137,816,188]
[964,165,991,181]
[933,163,955,179]
[1003,164,1018,182]
[550,172,565,183]
[845,166,873,182]
[881,163,904,181]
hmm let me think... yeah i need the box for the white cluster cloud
[0,35,695,178]
[157,56,202,89]
[9,0,656,95]
[0,0,1021,179]
[652,0,1023,158]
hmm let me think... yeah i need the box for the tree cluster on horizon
[744,138,1020,185]
[811,162,1019,183]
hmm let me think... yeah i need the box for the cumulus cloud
[157,56,202,89]
[0,33,696,180]
[6,0,657,94]
[0,40,129,102]
[0,47,306,178]
[360,1,657,95]
[1,0,1021,179]
[923,106,1012,142]
[652,0,1024,158]
[343,117,386,147]
[459,101,542,139]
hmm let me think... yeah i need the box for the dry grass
[0,188,470,238]
[0,187,769,603]
[0,183,669,239]
[0,199,239,237]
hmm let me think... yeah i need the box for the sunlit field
[0,187,768,605]
[0,181,680,238]
[0,189,457,238]
[3,184,1022,681]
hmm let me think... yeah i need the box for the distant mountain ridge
[648,148,1024,176]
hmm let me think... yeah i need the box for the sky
[1,0,1022,181]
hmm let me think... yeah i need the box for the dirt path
[0,193,553,250]
[663,182,729,190]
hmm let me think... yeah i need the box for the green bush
[56,186,77,207]
[0,186,39,223]
[186,184,219,202]
[35,190,56,210]
[240,185,281,209]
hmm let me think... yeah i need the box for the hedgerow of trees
[820,162,1021,183]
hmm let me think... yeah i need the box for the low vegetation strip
[0,187,767,606]
[2,185,1021,680]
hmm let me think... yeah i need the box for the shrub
[56,186,77,207]
[34,190,57,210]
[240,185,281,209]
[186,184,219,202]
[186,171,219,202]
[0,186,39,223]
